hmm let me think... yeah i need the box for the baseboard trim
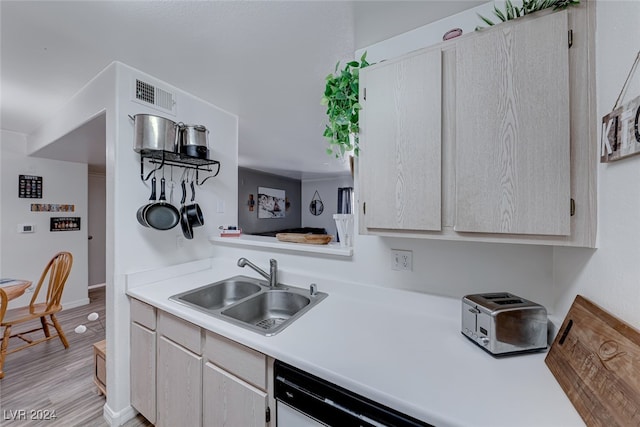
[63,297,91,310]
[103,403,137,426]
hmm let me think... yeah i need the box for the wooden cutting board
[545,295,640,427]
[275,233,333,245]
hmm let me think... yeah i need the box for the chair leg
[0,325,11,379]
[41,316,51,337]
[50,314,69,349]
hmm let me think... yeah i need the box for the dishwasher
[274,360,432,427]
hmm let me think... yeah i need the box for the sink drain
[255,318,286,330]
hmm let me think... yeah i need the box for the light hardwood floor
[0,287,152,426]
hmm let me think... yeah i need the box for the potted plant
[321,52,370,159]
[476,0,579,30]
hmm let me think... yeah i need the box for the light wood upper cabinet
[357,5,596,247]
[359,48,442,231]
[455,10,570,236]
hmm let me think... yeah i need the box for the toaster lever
[468,307,480,314]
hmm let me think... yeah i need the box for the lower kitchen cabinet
[129,298,273,426]
[157,336,202,427]
[203,362,268,427]
[130,299,156,424]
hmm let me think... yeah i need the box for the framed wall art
[258,187,285,219]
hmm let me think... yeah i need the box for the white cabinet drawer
[130,298,156,330]
[158,311,202,355]
[205,331,266,390]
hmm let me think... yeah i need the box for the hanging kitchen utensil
[309,190,324,216]
[136,176,157,227]
[179,178,193,240]
[144,177,180,230]
[185,180,204,228]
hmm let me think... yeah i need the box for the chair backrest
[29,252,73,313]
[0,288,7,324]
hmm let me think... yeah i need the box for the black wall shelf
[139,150,221,185]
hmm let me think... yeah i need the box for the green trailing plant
[321,52,370,158]
[476,0,580,30]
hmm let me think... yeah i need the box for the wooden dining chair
[0,252,73,379]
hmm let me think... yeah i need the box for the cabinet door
[203,362,268,427]
[157,336,202,427]
[455,11,570,235]
[360,48,442,231]
[130,322,156,424]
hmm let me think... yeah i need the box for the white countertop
[126,258,583,427]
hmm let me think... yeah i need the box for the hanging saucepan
[180,180,194,240]
[130,114,180,153]
[185,180,204,228]
[144,178,180,230]
[180,124,209,159]
[136,177,156,227]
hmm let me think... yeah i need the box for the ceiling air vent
[133,78,177,115]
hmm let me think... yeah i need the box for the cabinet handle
[570,198,575,216]
[568,29,573,48]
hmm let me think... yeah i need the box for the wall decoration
[601,51,640,163]
[18,175,43,198]
[31,204,75,212]
[309,190,324,216]
[50,217,81,232]
[258,187,285,219]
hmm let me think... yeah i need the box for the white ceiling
[0,1,484,179]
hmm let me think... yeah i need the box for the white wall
[301,175,354,238]
[553,0,640,329]
[25,61,239,424]
[0,130,89,309]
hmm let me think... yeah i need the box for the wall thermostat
[17,223,36,233]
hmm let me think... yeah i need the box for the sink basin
[170,275,327,336]
[171,276,263,311]
[222,291,310,332]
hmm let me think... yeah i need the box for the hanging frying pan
[144,178,180,230]
[185,180,204,228]
[180,179,194,240]
[136,177,156,227]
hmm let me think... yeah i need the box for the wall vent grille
[133,78,177,115]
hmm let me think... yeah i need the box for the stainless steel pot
[180,124,209,159]
[130,114,180,153]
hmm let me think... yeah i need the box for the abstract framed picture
[258,187,285,219]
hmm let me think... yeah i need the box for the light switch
[217,200,225,213]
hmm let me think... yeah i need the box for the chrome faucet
[237,257,278,288]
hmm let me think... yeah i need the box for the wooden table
[0,279,32,301]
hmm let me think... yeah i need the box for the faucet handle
[310,283,318,296]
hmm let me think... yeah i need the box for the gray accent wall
[238,167,301,234]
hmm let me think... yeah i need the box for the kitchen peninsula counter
[126,258,583,427]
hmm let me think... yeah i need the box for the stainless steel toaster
[461,292,548,356]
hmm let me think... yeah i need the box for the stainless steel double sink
[170,275,328,336]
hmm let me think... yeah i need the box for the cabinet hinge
[568,29,573,48]
[266,406,271,423]
[570,198,576,216]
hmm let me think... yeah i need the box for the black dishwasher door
[274,360,432,427]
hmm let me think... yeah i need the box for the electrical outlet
[391,249,413,271]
